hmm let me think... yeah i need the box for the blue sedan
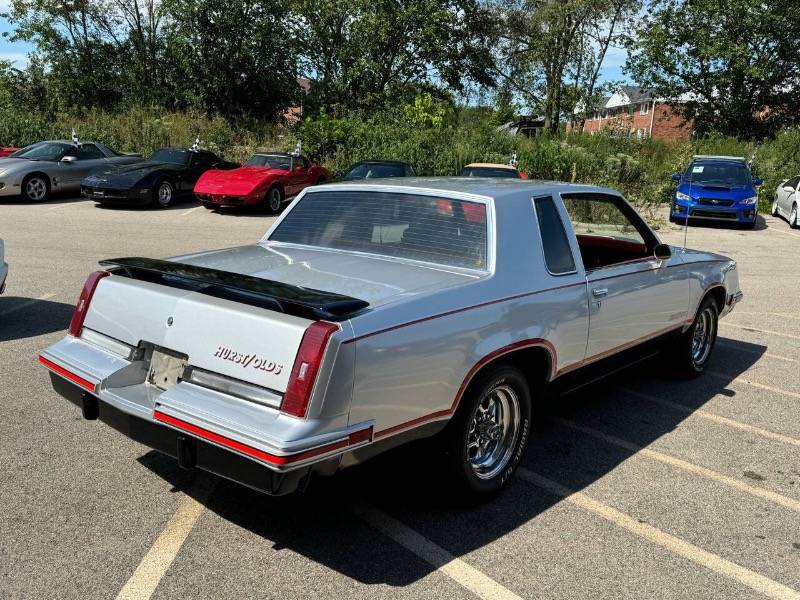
[670,155,762,228]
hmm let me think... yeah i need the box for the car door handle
[592,288,608,298]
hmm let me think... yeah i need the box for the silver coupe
[772,175,799,228]
[0,141,141,202]
[40,179,742,498]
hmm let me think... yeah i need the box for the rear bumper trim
[154,410,373,469]
[39,355,97,392]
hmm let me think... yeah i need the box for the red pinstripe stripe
[38,355,97,392]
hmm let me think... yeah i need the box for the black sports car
[334,160,415,181]
[81,148,237,208]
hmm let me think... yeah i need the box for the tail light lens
[68,271,109,336]
[281,321,339,418]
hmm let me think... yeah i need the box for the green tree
[625,0,800,138]
[290,0,496,114]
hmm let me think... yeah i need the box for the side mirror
[654,243,672,260]
[752,176,763,186]
[294,164,304,172]
[671,172,681,182]
[61,155,77,163]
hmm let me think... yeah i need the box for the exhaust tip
[81,393,99,420]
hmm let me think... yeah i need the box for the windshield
[246,154,292,169]
[11,142,70,161]
[461,166,519,179]
[684,162,751,187]
[269,191,488,270]
[150,149,190,165]
[344,163,406,180]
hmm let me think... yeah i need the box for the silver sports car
[40,179,742,499]
[0,141,141,201]
[772,175,799,228]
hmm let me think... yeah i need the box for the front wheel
[22,174,50,202]
[441,364,531,498]
[668,296,719,378]
[154,180,175,208]
[771,199,779,217]
[791,204,798,229]
[266,186,283,214]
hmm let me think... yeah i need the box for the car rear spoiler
[99,257,370,321]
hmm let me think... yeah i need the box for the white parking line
[115,492,207,600]
[47,200,88,211]
[353,499,523,600]
[716,340,798,363]
[180,206,203,216]
[0,292,56,317]
[552,418,800,513]
[766,226,800,239]
[707,371,800,400]
[721,322,800,341]
[622,388,800,448]
[517,469,800,600]
[730,312,800,321]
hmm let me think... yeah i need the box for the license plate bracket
[148,347,188,391]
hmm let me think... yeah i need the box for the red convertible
[194,152,330,212]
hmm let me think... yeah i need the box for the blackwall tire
[441,363,531,499]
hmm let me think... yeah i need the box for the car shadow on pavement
[0,297,74,342]
[140,336,766,588]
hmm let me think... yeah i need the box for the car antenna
[683,162,693,252]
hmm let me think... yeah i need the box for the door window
[75,144,104,160]
[561,193,654,271]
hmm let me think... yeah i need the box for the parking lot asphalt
[1,196,799,600]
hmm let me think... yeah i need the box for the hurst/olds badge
[213,346,283,376]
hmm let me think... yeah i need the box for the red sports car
[194,152,330,212]
[0,147,20,158]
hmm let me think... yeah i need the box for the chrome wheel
[466,384,521,480]
[268,188,282,212]
[791,204,798,228]
[25,176,47,201]
[691,306,716,367]
[771,199,779,217]
[157,181,173,206]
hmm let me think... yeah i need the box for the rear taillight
[281,321,339,418]
[68,271,109,337]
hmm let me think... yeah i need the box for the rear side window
[269,191,488,270]
[534,195,576,274]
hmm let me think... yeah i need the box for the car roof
[353,160,409,165]
[305,177,619,201]
[254,152,293,157]
[464,163,516,170]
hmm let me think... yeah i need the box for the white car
[0,238,7,294]
[772,176,799,227]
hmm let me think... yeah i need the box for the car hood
[170,243,480,308]
[677,182,755,201]
[195,166,286,195]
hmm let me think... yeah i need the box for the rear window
[268,191,488,270]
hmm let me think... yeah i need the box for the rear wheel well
[457,345,551,416]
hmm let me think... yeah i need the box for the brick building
[577,86,693,140]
